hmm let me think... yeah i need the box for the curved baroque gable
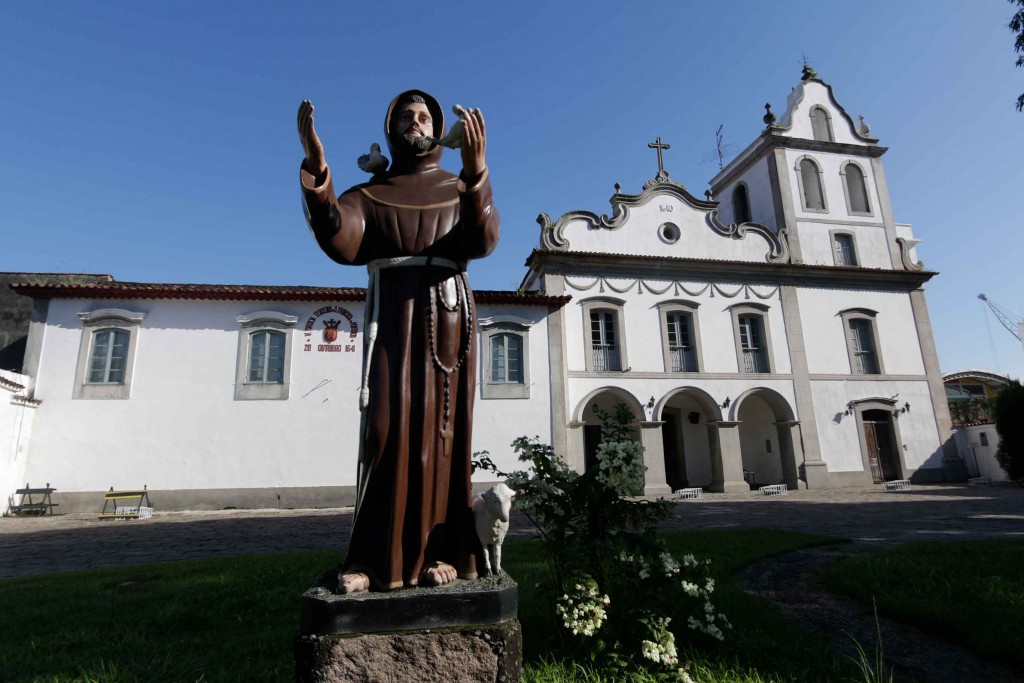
[538,177,790,263]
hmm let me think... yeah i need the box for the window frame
[581,298,627,373]
[234,311,298,400]
[829,229,860,267]
[74,308,145,400]
[809,105,834,142]
[657,300,703,373]
[479,315,533,399]
[731,182,751,224]
[729,303,775,374]
[839,160,873,216]
[794,155,829,214]
[840,308,884,376]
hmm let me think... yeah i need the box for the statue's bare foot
[420,562,457,587]
[337,572,370,594]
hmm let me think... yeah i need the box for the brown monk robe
[298,90,499,591]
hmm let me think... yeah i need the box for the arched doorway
[852,400,906,483]
[732,388,799,489]
[573,388,643,474]
[657,388,721,490]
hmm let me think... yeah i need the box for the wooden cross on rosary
[648,136,671,179]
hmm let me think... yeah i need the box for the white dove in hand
[357,143,389,175]
[435,104,467,149]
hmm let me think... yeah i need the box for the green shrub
[481,405,728,681]
[992,380,1024,484]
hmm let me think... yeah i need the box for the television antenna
[699,125,737,170]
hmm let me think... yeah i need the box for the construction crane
[978,294,1024,349]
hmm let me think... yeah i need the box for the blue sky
[2,1,1023,379]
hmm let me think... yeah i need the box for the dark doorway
[584,424,602,473]
[863,409,901,482]
[661,412,687,491]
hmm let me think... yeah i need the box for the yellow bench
[98,485,153,520]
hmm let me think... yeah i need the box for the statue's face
[394,102,434,139]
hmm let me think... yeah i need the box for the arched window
[809,106,833,142]
[74,308,145,400]
[840,309,884,375]
[489,332,524,384]
[842,163,871,214]
[247,330,286,383]
[589,309,621,372]
[88,328,130,384]
[732,184,751,224]
[799,158,826,211]
[665,311,698,372]
[730,303,774,374]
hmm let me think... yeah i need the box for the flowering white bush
[555,578,610,637]
[595,439,645,496]
[480,406,729,678]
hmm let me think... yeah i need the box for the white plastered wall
[555,194,778,263]
[22,298,551,494]
[473,304,553,476]
[777,80,868,147]
[0,371,36,513]
[714,156,777,231]
[564,277,791,376]
[797,288,926,376]
[797,220,891,269]
[810,379,943,473]
[953,426,1005,482]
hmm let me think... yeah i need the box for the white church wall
[564,279,791,375]
[784,149,883,226]
[22,297,552,505]
[1,371,36,514]
[778,81,867,146]
[568,376,797,425]
[797,288,926,376]
[714,156,777,231]
[556,194,779,263]
[810,379,941,473]
[796,221,891,269]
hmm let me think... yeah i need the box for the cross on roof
[648,137,670,177]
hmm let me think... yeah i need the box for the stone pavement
[2,483,1021,580]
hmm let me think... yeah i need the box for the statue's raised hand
[297,100,327,176]
[460,107,486,179]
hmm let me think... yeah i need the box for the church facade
[1,71,963,513]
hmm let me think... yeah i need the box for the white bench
[968,476,992,486]
[759,484,788,496]
[674,487,703,500]
[884,479,911,491]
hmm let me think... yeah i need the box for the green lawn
[822,539,1024,669]
[0,529,847,683]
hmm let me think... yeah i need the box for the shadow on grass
[0,529,853,683]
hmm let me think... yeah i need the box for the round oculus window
[658,222,681,244]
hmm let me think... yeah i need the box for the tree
[992,380,1024,484]
[1012,0,1024,111]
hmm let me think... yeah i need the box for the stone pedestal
[295,570,521,683]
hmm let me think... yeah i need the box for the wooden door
[864,422,883,483]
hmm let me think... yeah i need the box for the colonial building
[1,69,965,513]
[522,66,959,494]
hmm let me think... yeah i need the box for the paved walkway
[2,484,1021,580]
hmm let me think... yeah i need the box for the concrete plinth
[295,569,521,683]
